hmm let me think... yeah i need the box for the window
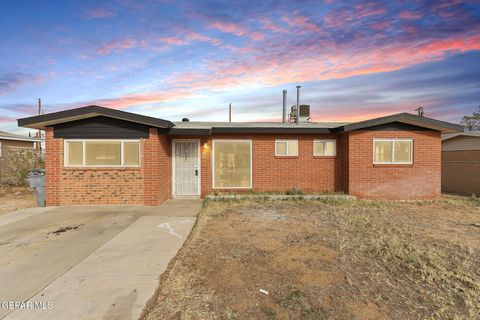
[275,140,298,156]
[314,140,336,156]
[213,140,251,188]
[373,139,413,164]
[65,140,140,167]
[0,141,2,157]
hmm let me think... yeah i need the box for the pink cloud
[283,15,324,34]
[96,38,138,55]
[399,11,422,20]
[0,116,16,123]
[206,21,247,36]
[85,8,116,19]
[158,37,187,45]
[260,18,288,33]
[82,32,480,112]
[206,20,264,41]
[354,2,386,18]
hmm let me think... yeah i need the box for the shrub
[286,187,305,195]
[0,148,44,186]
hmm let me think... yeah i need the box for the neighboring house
[441,132,480,196]
[0,130,42,170]
[17,105,463,206]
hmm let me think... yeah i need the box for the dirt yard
[142,196,480,320]
[0,186,37,215]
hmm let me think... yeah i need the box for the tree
[461,107,480,131]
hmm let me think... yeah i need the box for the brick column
[44,127,61,206]
[143,128,161,205]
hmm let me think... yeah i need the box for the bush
[0,149,44,186]
[286,187,305,195]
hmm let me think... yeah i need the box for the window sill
[275,155,299,159]
[313,156,336,159]
[63,166,141,170]
[373,163,413,168]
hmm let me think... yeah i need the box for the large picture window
[65,140,140,167]
[213,140,251,188]
[373,139,413,164]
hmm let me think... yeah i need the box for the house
[17,105,463,206]
[0,130,42,170]
[441,132,480,196]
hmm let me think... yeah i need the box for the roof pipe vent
[296,86,301,124]
[282,90,287,123]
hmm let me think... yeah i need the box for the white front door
[173,140,200,196]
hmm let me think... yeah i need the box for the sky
[0,0,479,134]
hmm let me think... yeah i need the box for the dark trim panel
[18,105,174,130]
[351,122,435,131]
[168,128,212,135]
[53,116,150,139]
[336,113,463,133]
[211,127,332,134]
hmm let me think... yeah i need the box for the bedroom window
[213,140,252,188]
[314,140,336,156]
[275,140,298,156]
[65,140,140,167]
[373,139,413,164]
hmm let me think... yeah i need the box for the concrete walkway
[0,199,201,320]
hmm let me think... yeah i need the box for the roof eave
[337,113,464,134]
[17,105,174,130]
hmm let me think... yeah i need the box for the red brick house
[18,105,463,205]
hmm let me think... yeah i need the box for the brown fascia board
[18,105,174,130]
[333,113,464,134]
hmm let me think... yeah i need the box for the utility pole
[229,102,232,122]
[37,98,42,151]
[414,106,424,117]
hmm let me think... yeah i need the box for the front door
[173,140,200,196]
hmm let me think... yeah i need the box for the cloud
[399,11,422,20]
[283,15,324,34]
[85,8,116,19]
[96,38,138,55]
[205,20,264,41]
[0,72,43,95]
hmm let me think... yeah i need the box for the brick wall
[45,127,170,206]
[345,130,441,200]
[45,128,61,206]
[195,134,341,197]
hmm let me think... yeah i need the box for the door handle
[195,169,198,176]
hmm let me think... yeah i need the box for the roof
[0,130,42,142]
[442,132,480,141]
[334,113,464,134]
[17,106,464,135]
[170,121,349,135]
[17,105,174,130]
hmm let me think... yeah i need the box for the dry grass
[143,196,480,320]
[0,186,36,215]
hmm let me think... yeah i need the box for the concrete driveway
[0,199,200,320]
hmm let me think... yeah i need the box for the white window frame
[0,141,2,157]
[212,139,252,189]
[64,139,141,168]
[275,139,298,156]
[313,139,337,156]
[373,139,413,164]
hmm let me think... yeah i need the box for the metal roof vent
[289,105,311,122]
[182,118,190,122]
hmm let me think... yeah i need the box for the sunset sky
[1,0,479,134]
